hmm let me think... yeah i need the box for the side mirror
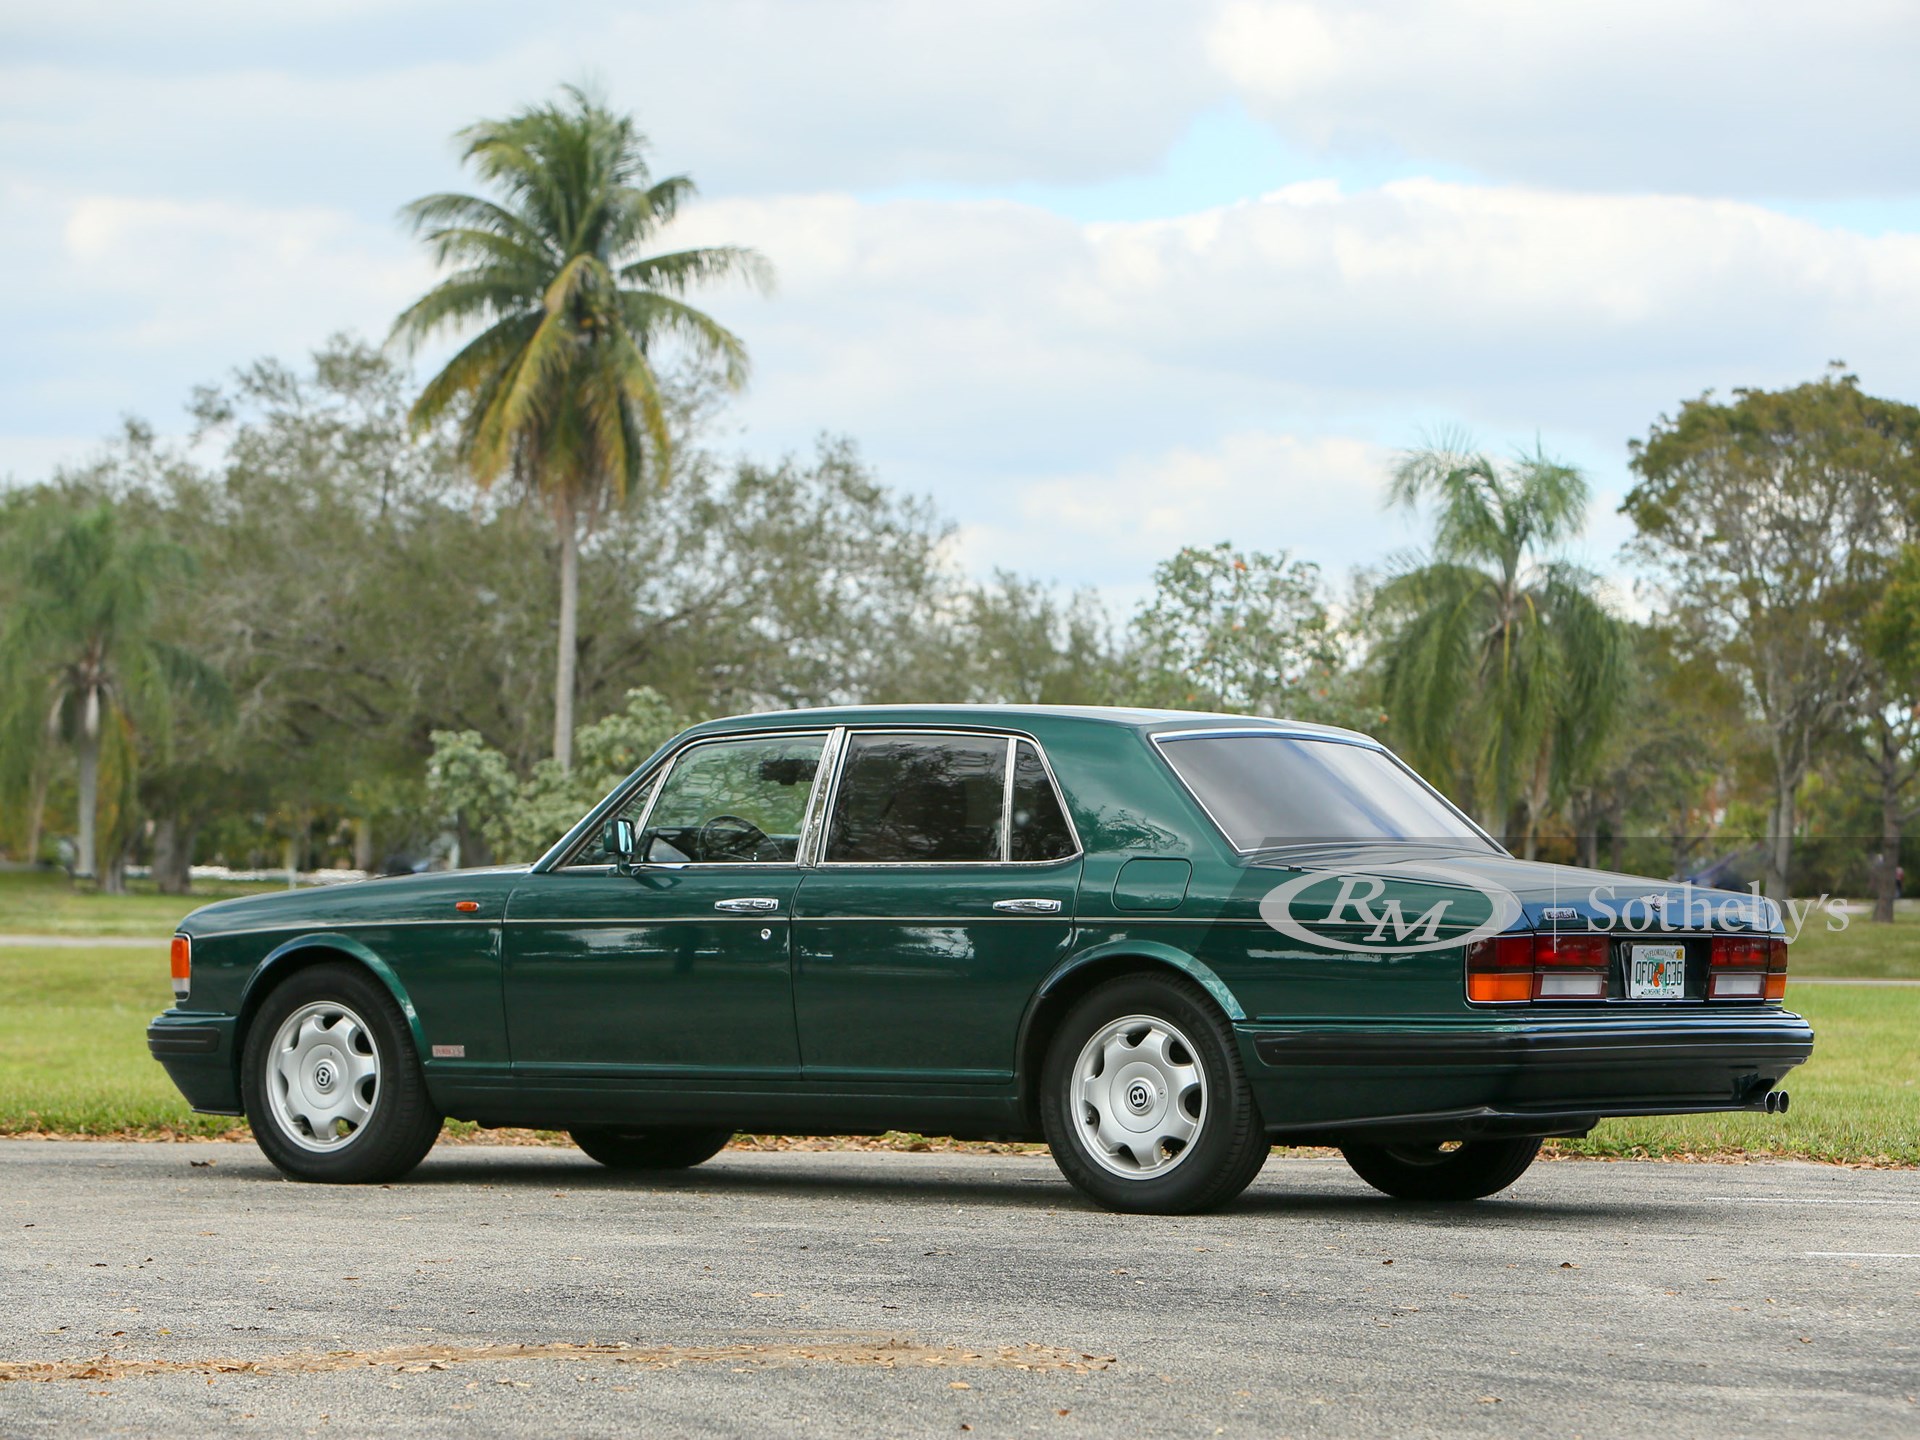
[602,817,638,871]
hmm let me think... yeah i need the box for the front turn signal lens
[169,934,191,1003]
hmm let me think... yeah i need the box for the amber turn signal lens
[169,935,190,1002]
[1468,972,1532,1003]
[1764,973,1788,1000]
[455,900,480,913]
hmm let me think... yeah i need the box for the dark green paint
[151,705,1812,1141]
[1112,857,1192,910]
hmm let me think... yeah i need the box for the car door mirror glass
[602,817,638,871]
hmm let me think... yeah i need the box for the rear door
[793,732,1081,1084]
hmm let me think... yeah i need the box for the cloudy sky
[7,1,1920,610]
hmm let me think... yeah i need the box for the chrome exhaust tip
[1763,1089,1791,1114]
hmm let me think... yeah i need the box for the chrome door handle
[714,897,780,913]
[992,898,1063,914]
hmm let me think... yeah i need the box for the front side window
[565,771,661,867]
[639,733,826,864]
[825,734,1008,863]
[1156,733,1492,852]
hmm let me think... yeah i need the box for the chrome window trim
[816,727,1085,868]
[796,726,848,867]
[551,727,835,872]
[1149,729,1501,856]
[999,736,1017,862]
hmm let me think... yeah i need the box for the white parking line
[1804,1252,1920,1259]
[1702,1197,1920,1206]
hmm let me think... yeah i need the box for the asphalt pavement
[2,1140,1916,1438]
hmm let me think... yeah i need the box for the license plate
[1629,944,1686,999]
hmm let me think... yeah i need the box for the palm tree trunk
[24,766,47,866]
[74,725,99,881]
[553,494,579,773]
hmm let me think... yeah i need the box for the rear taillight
[1710,934,1787,1001]
[170,934,191,1003]
[1467,933,1608,1002]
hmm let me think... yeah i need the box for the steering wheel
[696,813,770,862]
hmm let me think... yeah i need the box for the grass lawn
[0,941,1913,1164]
[0,868,282,938]
[1780,898,1920,978]
[0,941,241,1137]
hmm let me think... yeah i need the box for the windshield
[1155,733,1494,852]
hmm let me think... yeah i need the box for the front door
[504,730,830,1080]
[793,732,1082,1083]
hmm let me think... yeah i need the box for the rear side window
[826,735,1008,863]
[1010,740,1076,862]
[1155,733,1491,851]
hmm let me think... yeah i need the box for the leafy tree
[938,573,1121,705]
[391,84,770,771]
[1626,369,1920,899]
[1374,442,1628,854]
[0,503,226,884]
[429,688,686,863]
[1131,544,1342,719]
[1860,543,1920,920]
[1563,623,1747,877]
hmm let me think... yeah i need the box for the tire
[1340,1137,1542,1202]
[1040,973,1269,1215]
[241,961,442,1184]
[570,1126,735,1171]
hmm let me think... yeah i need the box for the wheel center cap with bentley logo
[1126,1080,1154,1112]
[309,1049,343,1093]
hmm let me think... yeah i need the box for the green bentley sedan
[149,706,1812,1214]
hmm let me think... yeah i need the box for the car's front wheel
[1040,973,1270,1214]
[1340,1137,1541,1201]
[241,962,442,1184]
[570,1126,735,1171]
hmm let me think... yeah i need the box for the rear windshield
[1155,734,1492,851]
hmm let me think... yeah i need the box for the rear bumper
[147,1012,242,1114]
[1239,1009,1814,1141]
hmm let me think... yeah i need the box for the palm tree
[0,503,227,882]
[1373,441,1629,855]
[391,85,771,770]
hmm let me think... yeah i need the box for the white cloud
[0,182,428,457]
[954,432,1407,613]
[1208,1,1920,198]
[0,1,1216,209]
[7,3,1920,601]
[658,178,1920,590]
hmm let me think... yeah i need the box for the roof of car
[689,703,1379,745]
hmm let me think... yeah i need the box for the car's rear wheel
[1040,973,1269,1214]
[570,1126,735,1171]
[1340,1137,1542,1201]
[241,962,442,1184]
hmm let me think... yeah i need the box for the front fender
[238,933,428,1055]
